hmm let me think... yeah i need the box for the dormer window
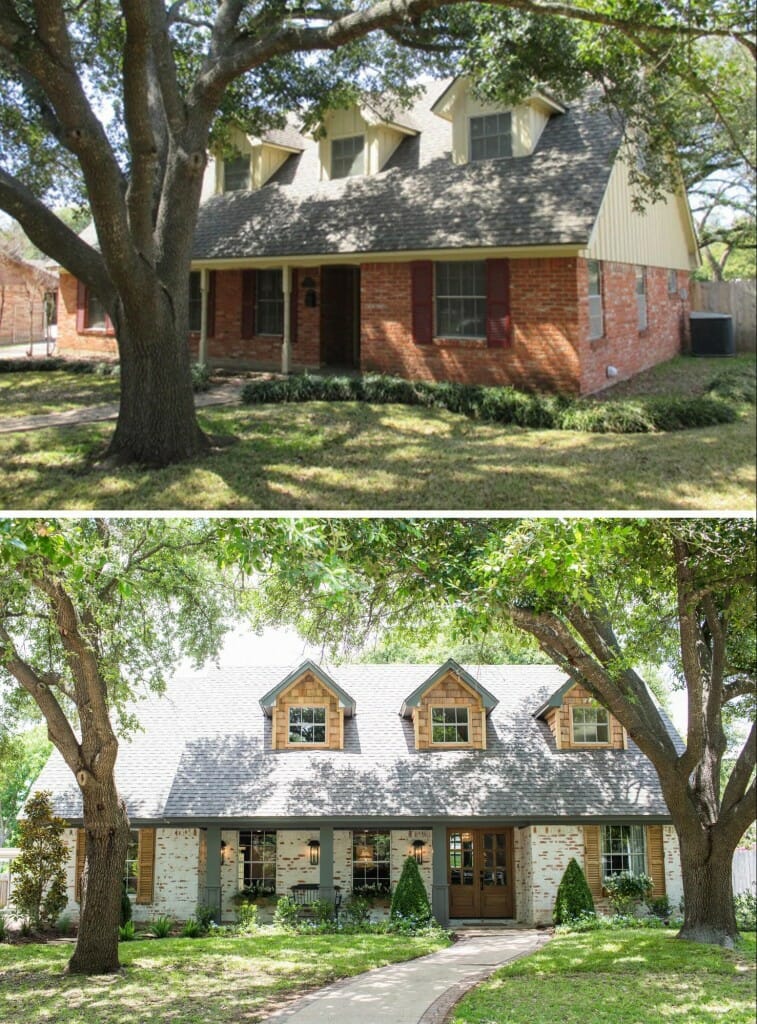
[571,706,610,745]
[431,707,470,744]
[470,113,512,161]
[288,706,327,744]
[224,152,250,191]
[331,135,365,178]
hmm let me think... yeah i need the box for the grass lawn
[0,370,120,418]
[0,355,754,510]
[0,930,450,1024]
[450,930,757,1024]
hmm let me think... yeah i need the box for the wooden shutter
[207,271,217,338]
[411,260,434,344]
[136,828,156,905]
[75,828,86,902]
[241,270,256,339]
[646,825,666,897]
[290,268,298,345]
[485,258,511,348]
[76,281,87,332]
[583,824,603,901]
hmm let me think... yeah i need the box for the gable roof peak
[259,659,357,717]
[400,658,499,718]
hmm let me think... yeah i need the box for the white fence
[690,279,757,353]
[733,847,757,895]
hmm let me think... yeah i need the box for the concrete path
[263,928,547,1024]
[0,380,246,435]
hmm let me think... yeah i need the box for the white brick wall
[514,827,534,924]
[663,825,683,911]
[530,824,585,925]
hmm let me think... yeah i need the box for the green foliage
[0,913,6,942]
[553,858,596,924]
[0,725,51,846]
[241,374,740,433]
[235,902,260,934]
[603,873,655,915]
[649,896,671,919]
[10,791,67,929]
[0,359,96,375]
[734,889,756,931]
[118,920,136,941]
[149,915,174,938]
[706,365,757,404]
[180,917,203,938]
[194,905,215,934]
[272,896,299,930]
[120,882,133,927]
[309,899,336,925]
[390,857,431,924]
[55,913,72,936]
[341,896,372,927]
[191,363,212,393]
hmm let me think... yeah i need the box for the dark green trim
[533,676,577,718]
[259,659,356,717]
[400,659,498,718]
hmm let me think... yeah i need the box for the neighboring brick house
[36,659,684,927]
[57,76,698,393]
[0,250,58,348]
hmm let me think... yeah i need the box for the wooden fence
[690,279,756,352]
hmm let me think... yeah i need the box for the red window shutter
[290,268,298,345]
[76,280,87,332]
[411,261,434,345]
[105,313,116,337]
[486,258,511,348]
[207,271,217,338]
[241,270,256,339]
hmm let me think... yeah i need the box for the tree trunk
[676,826,739,947]
[67,785,130,975]
[104,289,210,468]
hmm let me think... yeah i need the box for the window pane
[224,154,250,191]
[602,824,645,878]
[87,292,107,330]
[288,706,326,743]
[470,113,512,161]
[353,829,390,892]
[239,830,277,891]
[435,262,486,339]
[188,272,202,333]
[256,269,283,335]
[124,830,139,895]
[332,135,365,179]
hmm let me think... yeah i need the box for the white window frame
[288,705,327,745]
[602,824,646,879]
[331,135,365,179]
[124,830,139,896]
[256,269,284,336]
[587,260,604,340]
[238,829,277,893]
[469,112,513,161]
[667,268,678,295]
[435,261,487,339]
[431,706,470,745]
[571,705,611,745]
[636,266,648,332]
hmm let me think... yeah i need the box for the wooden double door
[448,828,514,918]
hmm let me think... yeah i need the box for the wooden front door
[321,266,360,367]
[448,828,514,919]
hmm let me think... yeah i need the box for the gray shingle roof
[36,664,677,826]
[192,80,620,261]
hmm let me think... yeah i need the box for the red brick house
[0,250,58,349]
[57,77,699,394]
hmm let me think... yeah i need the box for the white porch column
[199,267,209,365]
[281,264,292,375]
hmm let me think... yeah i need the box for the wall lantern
[411,839,426,865]
[308,839,321,866]
[301,276,316,289]
[304,290,318,308]
[220,840,228,866]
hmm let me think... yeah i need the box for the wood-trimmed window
[75,828,154,904]
[587,260,604,340]
[470,113,512,161]
[602,824,646,878]
[238,830,277,893]
[636,266,648,331]
[288,705,327,744]
[431,706,470,744]
[352,829,390,893]
[124,830,139,895]
[571,706,610,745]
[331,135,365,179]
[224,152,250,192]
[76,282,114,334]
[584,824,665,901]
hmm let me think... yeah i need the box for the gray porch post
[205,824,222,922]
[431,823,449,926]
[199,267,209,365]
[318,826,335,907]
[281,265,292,374]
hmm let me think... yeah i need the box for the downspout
[281,265,292,375]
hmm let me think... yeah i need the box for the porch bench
[289,883,342,920]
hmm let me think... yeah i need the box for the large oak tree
[249,517,756,946]
[0,1,753,467]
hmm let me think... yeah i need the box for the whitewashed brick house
[37,660,684,926]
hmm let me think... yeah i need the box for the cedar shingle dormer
[260,660,356,751]
[535,679,627,750]
[401,660,498,751]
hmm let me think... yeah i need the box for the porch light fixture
[220,840,228,866]
[411,839,426,865]
[301,276,316,289]
[308,839,321,866]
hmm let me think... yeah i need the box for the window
[449,831,474,885]
[668,269,678,295]
[224,152,250,192]
[431,707,470,744]
[587,260,604,340]
[435,261,486,339]
[124,830,139,895]
[470,113,512,161]
[331,135,365,179]
[256,269,284,335]
[188,271,202,332]
[572,706,610,744]
[288,706,327,744]
[238,830,276,893]
[602,825,645,878]
[352,829,390,893]
[636,266,647,331]
[86,291,107,330]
